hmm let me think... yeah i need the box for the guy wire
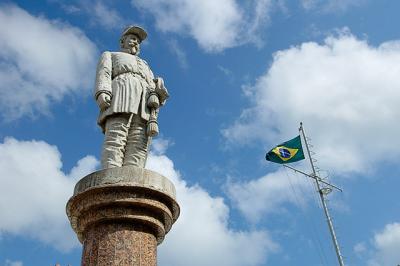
[283,167,330,266]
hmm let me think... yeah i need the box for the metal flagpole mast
[299,122,345,266]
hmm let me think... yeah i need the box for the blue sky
[0,0,399,265]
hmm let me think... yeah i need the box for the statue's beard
[122,45,139,55]
[130,46,138,55]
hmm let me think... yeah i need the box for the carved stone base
[66,166,180,266]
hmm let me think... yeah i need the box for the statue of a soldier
[94,26,168,169]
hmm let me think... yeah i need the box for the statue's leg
[123,114,150,168]
[101,114,132,169]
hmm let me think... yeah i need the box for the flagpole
[299,122,345,266]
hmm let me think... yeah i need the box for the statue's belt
[112,71,147,82]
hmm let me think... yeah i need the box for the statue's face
[121,34,140,55]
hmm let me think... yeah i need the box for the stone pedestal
[66,166,180,266]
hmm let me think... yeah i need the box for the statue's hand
[97,93,111,110]
[153,77,169,106]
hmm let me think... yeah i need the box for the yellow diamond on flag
[266,135,305,164]
[271,146,299,161]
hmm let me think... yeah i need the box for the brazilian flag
[266,135,305,164]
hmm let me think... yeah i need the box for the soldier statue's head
[120,26,147,55]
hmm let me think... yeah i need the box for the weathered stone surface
[66,165,180,266]
[73,165,176,200]
[82,223,157,266]
[95,25,169,169]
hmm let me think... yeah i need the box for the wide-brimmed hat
[120,25,147,42]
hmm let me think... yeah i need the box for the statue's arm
[141,59,169,106]
[154,77,169,106]
[94,51,112,110]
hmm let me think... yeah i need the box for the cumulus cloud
[368,222,400,266]
[0,137,98,251]
[226,169,312,223]
[65,0,125,30]
[167,39,189,69]
[0,136,278,263]
[91,1,125,30]
[223,32,400,176]
[4,260,23,266]
[150,138,173,155]
[0,4,97,120]
[353,241,366,256]
[132,0,272,52]
[146,139,278,266]
[301,0,365,12]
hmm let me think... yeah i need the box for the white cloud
[0,137,98,251]
[58,0,124,30]
[0,135,278,263]
[368,222,400,266]
[167,39,188,69]
[301,0,318,9]
[60,4,81,14]
[4,260,23,266]
[226,169,312,223]
[354,242,367,259]
[132,0,272,52]
[146,145,278,266]
[150,138,173,155]
[59,1,124,30]
[223,32,400,176]
[300,0,365,12]
[89,1,125,30]
[0,4,97,120]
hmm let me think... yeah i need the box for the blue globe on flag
[279,148,291,158]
